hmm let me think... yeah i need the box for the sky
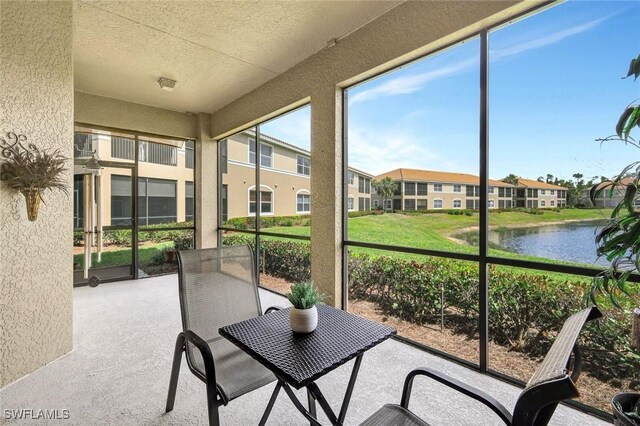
[258,0,640,181]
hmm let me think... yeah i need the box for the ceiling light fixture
[158,77,176,92]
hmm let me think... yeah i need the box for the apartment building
[581,177,637,208]
[372,168,568,210]
[73,132,195,228]
[514,178,567,208]
[221,130,373,220]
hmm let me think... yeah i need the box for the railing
[111,138,177,166]
[111,137,135,160]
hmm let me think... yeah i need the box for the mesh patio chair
[165,245,280,425]
[361,306,602,426]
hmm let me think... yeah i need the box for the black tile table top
[219,304,396,389]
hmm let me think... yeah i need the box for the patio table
[219,304,396,426]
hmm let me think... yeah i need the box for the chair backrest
[512,306,602,426]
[176,245,262,365]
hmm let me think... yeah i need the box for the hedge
[221,235,638,380]
[73,221,194,247]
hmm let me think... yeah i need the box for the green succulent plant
[287,282,322,310]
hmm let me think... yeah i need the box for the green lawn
[78,209,612,273]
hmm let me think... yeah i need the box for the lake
[488,220,609,267]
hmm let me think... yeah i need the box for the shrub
[348,210,384,218]
[173,234,194,251]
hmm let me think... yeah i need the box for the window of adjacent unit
[466,185,474,196]
[540,200,546,207]
[453,184,461,193]
[222,184,228,222]
[433,183,443,192]
[137,177,178,225]
[219,139,228,174]
[466,199,475,209]
[417,182,428,196]
[488,186,494,194]
[358,197,371,211]
[348,196,355,211]
[297,155,310,176]
[111,175,132,226]
[541,189,546,195]
[249,139,273,168]
[358,176,371,194]
[297,192,311,213]
[405,182,416,196]
[404,199,416,210]
[498,187,505,198]
[550,189,555,195]
[373,199,379,209]
[453,199,462,208]
[249,186,273,215]
[550,200,555,207]
[348,172,355,186]
[393,182,402,196]
[505,188,512,198]
[433,199,443,209]
[488,199,495,208]
[185,181,194,221]
[417,199,428,210]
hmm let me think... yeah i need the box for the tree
[546,174,555,184]
[372,177,398,212]
[502,174,519,185]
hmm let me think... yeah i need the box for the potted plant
[0,132,68,221]
[287,282,322,333]
[589,54,640,425]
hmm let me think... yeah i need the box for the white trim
[348,195,356,211]
[228,159,310,179]
[452,198,462,209]
[296,154,311,176]
[247,184,274,216]
[296,189,311,214]
[433,198,443,209]
[247,138,274,169]
[432,183,443,192]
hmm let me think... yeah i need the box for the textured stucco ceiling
[74,1,401,114]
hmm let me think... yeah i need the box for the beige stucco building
[221,130,372,219]
[373,168,568,210]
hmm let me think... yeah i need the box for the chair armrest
[183,330,217,384]
[400,367,513,426]
[264,306,284,315]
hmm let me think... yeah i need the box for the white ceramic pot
[290,305,318,333]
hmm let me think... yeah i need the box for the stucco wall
[210,1,533,306]
[75,92,198,140]
[0,0,74,387]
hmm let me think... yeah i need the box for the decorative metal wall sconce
[0,131,69,221]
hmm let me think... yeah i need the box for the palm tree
[502,174,519,185]
[372,177,398,212]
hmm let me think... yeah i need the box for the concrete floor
[0,275,607,425]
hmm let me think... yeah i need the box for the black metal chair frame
[165,245,281,425]
[362,306,603,426]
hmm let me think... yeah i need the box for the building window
[488,186,494,194]
[499,200,505,209]
[297,193,311,213]
[433,183,443,192]
[297,156,310,176]
[466,185,474,197]
[185,181,194,222]
[466,199,475,209]
[498,187,505,198]
[222,184,228,222]
[540,189,546,195]
[404,199,416,210]
[220,139,228,174]
[453,184,461,193]
[417,182,428,196]
[405,182,416,196]
[249,139,273,168]
[348,172,355,186]
[249,186,273,215]
[358,176,371,194]
[111,175,132,226]
[550,200,555,207]
[348,196,355,211]
[433,199,443,209]
[488,199,495,208]
[137,177,178,225]
[417,199,428,210]
[185,140,195,169]
[453,199,462,208]
[550,189,555,195]
[540,200,546,207]
[373,199,379,209]
[393,182,402,196]
[505,187,512,197]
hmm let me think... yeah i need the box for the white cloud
[490,14,614,60]
[348,126,439,176]
[349,57,478,104]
